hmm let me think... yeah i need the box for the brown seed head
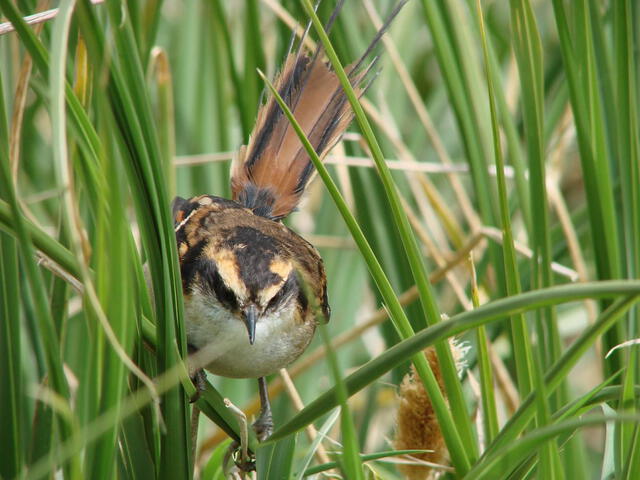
[394,339,467,480]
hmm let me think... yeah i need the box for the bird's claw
[224,440,256,474]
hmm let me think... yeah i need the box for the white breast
[184,289,315,378]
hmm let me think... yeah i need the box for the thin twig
[354,106,459,256]
[547,109,598,324]
[383,455,455,472]
[0,0,104,36]
[490,346,520,414]
[606,338,640,359]
[10,1,50,182]
[480,226,579,281]
[303,234,355,249]
[260,0,316,51]
[398,193,472,310]
[224,398,249,466]
[361,0,481,232]
[174,151,516,177]
[36,253,83,293]
[279,369,332,466]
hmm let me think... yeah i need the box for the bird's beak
[242,305,258,345]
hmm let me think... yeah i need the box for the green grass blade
[256,64,471,474]
[470,258,499,443]
[510,0,559,364]
[0,7,81,477]
[148,48,176,197]
[0,57,23,480]
[301,0,479,466]
[242,0,264,128]
[612,0,640,282]
[200,439,232,480]
[418,0,496,226]
[256,434,297,480]
[303,449,429,476]
[0,199,80,278]
[195,382,245,446]
[471,414,640,479]
[478,0,535,405]
[508,1,565,475]
[0,1,104,201]
[0,225,23,479]
[293,408,340,480]
[270,282,640,441]
[612,0,640,468]
[476,9,551,474]
[210,0,251,141]
[551,0,623,376]
[621,425,640,479]
[482,295,639,459]
[319,323,364,479]
[80,2,191,476]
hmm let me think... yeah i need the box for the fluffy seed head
[394,340,467,480]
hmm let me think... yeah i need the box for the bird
[172,3,404,441]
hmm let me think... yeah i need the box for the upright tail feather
[231,51,362,220]
[231,2,406,221]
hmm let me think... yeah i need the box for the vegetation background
[1,0,639,479]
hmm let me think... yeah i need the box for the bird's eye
[266,274,296,312]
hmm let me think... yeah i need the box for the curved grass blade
[269,283,640,441]
[304,449,429,476]
[480,0,560,475]
[0,0,103,175]
[319,323,364,479]
[75,2,192,477]
[293,408,340,480]
[469,414,640,479]
[550,0,623,377]
[470,256,499,443]
[301,0,479,463]
[0,198,240,448]
[0,51,23,480]
[0,199,80,278]
[510,370,625,478]
[256,434,297,480]
[255,65,471,473]
[481,295,638,459]
[0,9,80,477]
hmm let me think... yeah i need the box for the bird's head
[195,225,306,345]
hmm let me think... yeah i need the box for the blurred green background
[1,1,639,479]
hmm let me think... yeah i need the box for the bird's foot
[189,368,207,403]
[224,440,256,474]
[252,407,273,442]
[253,376,273,441]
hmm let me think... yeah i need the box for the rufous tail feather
[231,53,362,220]
[231,1,407,221]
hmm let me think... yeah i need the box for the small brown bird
[172,4,403,440]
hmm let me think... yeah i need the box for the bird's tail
[230,2,406,220]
